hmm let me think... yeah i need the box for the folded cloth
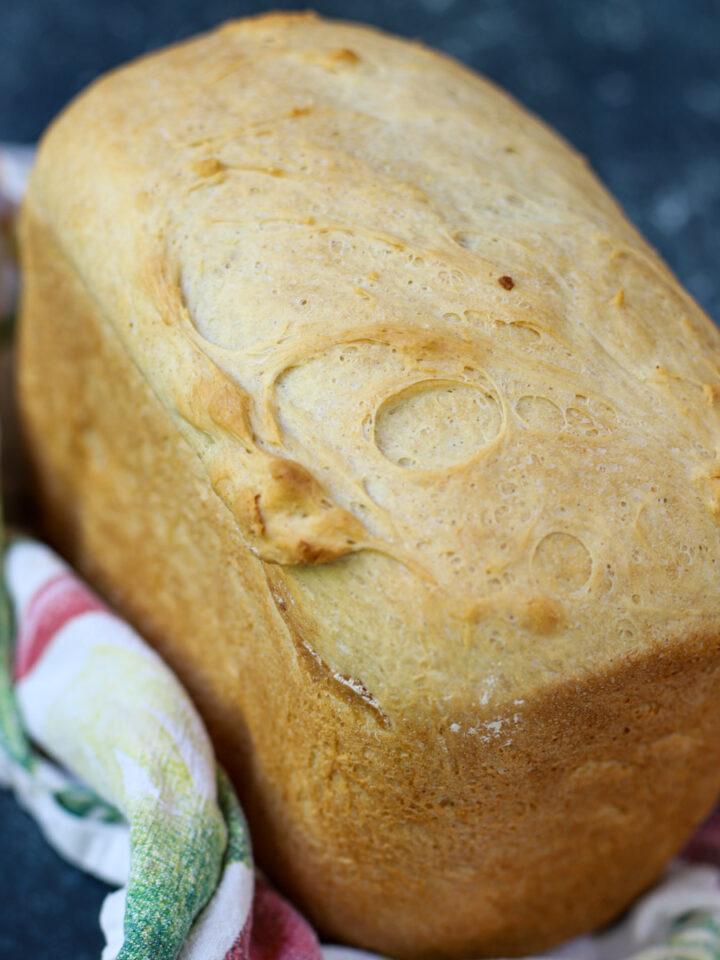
[0,538,326,960]
[2,143,720,960]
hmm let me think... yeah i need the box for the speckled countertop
[1,0,719,957]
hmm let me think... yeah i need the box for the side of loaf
[17,12,720,958]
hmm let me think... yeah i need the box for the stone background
[0,0,719,956]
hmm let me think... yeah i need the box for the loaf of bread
[17,12,720,958]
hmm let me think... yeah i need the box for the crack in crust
[264,564,392,729]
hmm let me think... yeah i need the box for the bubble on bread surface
[515,395,564,430]
[374,380,502,470]
[532,532,593,593]
[277,341,410,423]
[178,257,294,352]
[462,310,545,349]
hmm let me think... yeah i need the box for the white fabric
[0,144,34,205]
[179,862,254,960]
[100,888,127,960]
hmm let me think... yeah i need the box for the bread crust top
[26,11,720,719]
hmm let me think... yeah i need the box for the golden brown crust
[16,12,720,957]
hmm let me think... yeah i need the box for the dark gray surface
[1,1,719,957]
[0,789,109,957]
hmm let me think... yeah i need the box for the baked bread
[17,12,720,958]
